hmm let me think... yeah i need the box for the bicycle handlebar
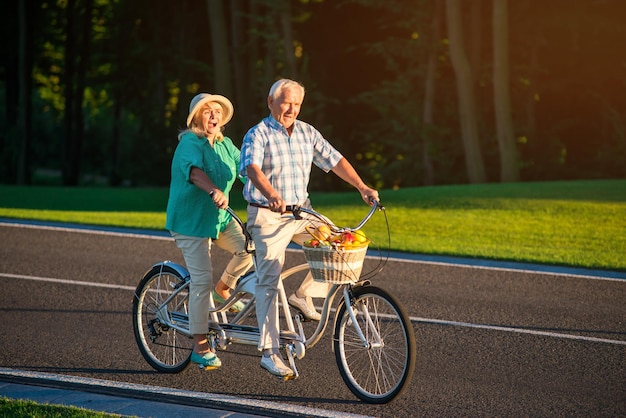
[224,199,383,252]
[292,199,382,233]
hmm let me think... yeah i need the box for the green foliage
[2,0,626,188]
[344,0,464,188]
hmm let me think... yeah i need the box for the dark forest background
[1,0,625,190]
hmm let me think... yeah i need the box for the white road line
[2,272,624,347]
[414,317,626,346]
[0,221,172,240]
[396,258,626,282]
[0,272,136,291]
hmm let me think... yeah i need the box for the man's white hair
[268,79,305,100]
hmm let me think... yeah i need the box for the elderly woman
[165,93,252,369]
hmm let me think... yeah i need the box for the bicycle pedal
[293,311,313,323]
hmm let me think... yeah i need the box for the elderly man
[239,79,379,377]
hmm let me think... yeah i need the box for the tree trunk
[445,0,486,183]
[469,0,484,84]
[230,0,254,139]
[278,0,297,79]
[262,9,277,92]
[247,0,265,115]
[421,1,443,186]
[17,0,33,185]
[526,46,538,138]
[72,0,94,184]
[110,93,122,186]
[62,0,77,185]
[493,0,519,182]
[207,0,233,98]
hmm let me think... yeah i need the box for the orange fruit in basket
[353,229,368,243]
[351,240,369,249]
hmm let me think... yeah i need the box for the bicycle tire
[132,264,193,373]
[333,285,416,404]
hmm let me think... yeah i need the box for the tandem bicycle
[132,200,416,404]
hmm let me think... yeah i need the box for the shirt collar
[267,115,297,133]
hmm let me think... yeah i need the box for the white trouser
[172,219,253,334]
[247,205,330,351]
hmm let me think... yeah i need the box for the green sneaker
[191,351,222,370]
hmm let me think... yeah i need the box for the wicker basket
[302,245,368,284]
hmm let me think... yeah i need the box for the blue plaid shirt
[240,116,343,206]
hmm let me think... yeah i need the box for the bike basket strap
[302,245,368,284]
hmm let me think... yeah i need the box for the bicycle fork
[343,286,384,349]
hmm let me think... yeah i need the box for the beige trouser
[172,219,253,334]
[247,205,330,351]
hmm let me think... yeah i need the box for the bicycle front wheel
[334,285,416,404]
[132,264,193,373]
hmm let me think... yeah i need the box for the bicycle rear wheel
[334,285,416,404]
[132,264,193,373]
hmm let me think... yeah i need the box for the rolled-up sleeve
[310,127,343,173]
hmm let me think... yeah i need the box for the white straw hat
[186,93,234,128]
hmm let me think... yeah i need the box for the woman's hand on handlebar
[210,189,229,209]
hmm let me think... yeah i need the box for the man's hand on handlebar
[359,186,379,206]
[267,194,287,213]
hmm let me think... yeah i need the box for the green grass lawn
[1,179,625,271]
[0,397,123,417]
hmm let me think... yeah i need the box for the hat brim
[186,94,234,128]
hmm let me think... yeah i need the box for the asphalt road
[0,222,624,417]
